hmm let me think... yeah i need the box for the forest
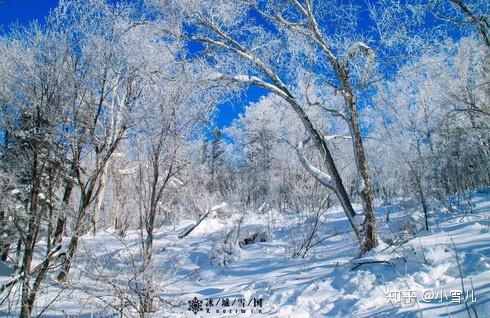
[0,0,489,317]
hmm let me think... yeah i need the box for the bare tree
[54,1,143,282]
[0,21,75,317]
[154,0,379,253]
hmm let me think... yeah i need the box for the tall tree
[53,0,143,282]
[153,0,380,253]
[0,21,74,317]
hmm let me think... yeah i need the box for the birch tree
[151,0,380,253]
[52,0,144,282]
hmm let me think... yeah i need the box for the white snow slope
[1,189,489,317]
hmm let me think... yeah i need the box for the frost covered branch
[295,137,335,190]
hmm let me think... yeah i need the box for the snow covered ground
[1,189,490,317]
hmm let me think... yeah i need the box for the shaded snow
[1,189,489,317]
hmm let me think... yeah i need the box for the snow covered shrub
[209,211,246,266]
[210,239,241,266]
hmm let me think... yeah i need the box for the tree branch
[306,93,348,121]
[295,137,336,190]
[450,0,490,48]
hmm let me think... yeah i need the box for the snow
[9,189,21,196]
[1,189,489,317]
[211,202,228,212]
[296,138,334,188]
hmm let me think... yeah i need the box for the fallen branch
[350,259,397,271]
[178,211,210,239]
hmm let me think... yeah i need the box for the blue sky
[0,0,59,33]
[0,0,397,134]
[0,0,262,130]
[1,0,460,132]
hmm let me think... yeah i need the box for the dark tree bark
[450,0,490,48]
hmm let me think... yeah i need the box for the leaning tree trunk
[287,96,362,244]
[57,126,125,281]
[57,171,101,282]
[57,198,91,282]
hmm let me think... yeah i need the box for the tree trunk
[1,244,9,262]
[1,130,9,262]
[286,96,362,244]
[57,192,92,282]
[92,164,108,235]
[417,179,430,231]
[13,238,22,273]
[19,236,34,318]
[144,220,154,265]
[20,146,41,318]
[53,216,66,246]
[345,94,378,253]
[52,160,77,246]
[413,146,430,231]
[56,233,80,282]
[140,204,156,315]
